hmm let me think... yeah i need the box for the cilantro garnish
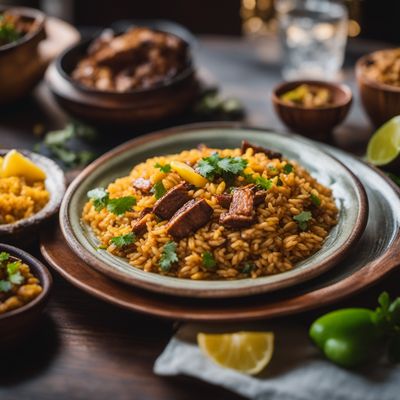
[197,153,247,181]
[9,271,24,285]
[0,251,9,262]
[7,261,20,275]
[242,262,254,274]
[276,178,283,187]
[151,181,167,200]
[310,193,321,207]
[87,188,109,211]
[202,251,216,269]
[0,280,11,292]
[154,163,172,173]
[159,241,179,271]
[293,211,312,231]
[110,233,136,247]
[107,196,136,216]
[283,163,293,174]
[255,176,273,190]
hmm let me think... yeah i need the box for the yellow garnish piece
[197,331,274,375]
[2,150,46,182]
[170,160,208,187]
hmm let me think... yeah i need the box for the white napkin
[154,322,400,400]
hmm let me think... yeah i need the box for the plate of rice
[60,126,368,298]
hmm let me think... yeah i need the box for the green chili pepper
[310,308,383,368]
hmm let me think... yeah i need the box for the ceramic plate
[60,125,368,298]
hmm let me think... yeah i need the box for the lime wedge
[366,116,400,166]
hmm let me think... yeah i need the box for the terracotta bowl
[0,6,46,105]
[45,35,200,127]
[271,80,352,140]
[0,150,66,245]
[0,243,52,348]
[356,49,400,127]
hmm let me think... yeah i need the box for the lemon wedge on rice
[197,331,274,375]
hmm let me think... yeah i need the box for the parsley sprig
[154,163,172,173]
[159,241,179,271]
[202,251,216,269]
[110,233,136,247]
[293,211,312,231]
[151,181,167,200]
[87,188,136,216]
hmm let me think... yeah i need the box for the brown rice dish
[83,141,338,280]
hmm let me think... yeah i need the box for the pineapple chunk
[170,160,208,187]
[2,150,46,182]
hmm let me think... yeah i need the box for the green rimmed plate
[59,125,368,298]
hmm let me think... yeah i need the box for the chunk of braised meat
[216,189,267,209]
[131,207,152,236]
[153,182,191,220]
[132,178,152,193]
[241,140,282,160]
[167,199,213,240]
[220,186,255,228]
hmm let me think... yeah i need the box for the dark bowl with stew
[0,244,52,348]
[272,80,352,141]
[0,6,47,105]
[45,27,200,127]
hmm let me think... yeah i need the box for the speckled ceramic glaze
[60,126,368,298]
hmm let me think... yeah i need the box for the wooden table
[0,35,398,400]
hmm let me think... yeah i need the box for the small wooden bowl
[45,36,200,127]
[272,80,352,140]
[0,243,52,348]
[356,49,400,127]
[0,6,47,105]
[0,150,66,245]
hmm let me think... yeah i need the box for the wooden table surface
[0,35,398,400]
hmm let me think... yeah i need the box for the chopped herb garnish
[87,188,109,211]
[197,153,247,181]
[276,178,283,187]
[242,173,256,184]
[107,196,136,216]
[159,241,178,271]
[202,251,216,269]
[242,262,254,274]
[151,181,167,200]
[154,162,172,173]
[293,211,312,231]
[110,233,136,247]
[0,280,11,292]
[0,251,9,262]
[7,261,20,275]
[9,271,24,285]
[268,165,278,174]
[255,176,273,190]
[283,163,293,174]
[310,193,321,207]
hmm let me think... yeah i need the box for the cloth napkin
[154,321,400,400]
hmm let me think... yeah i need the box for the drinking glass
[276,0,348,80]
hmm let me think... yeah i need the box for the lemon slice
[366,116,400,166]
[170,160,208,187]
[2,150,46,182]
[197,331,274,375]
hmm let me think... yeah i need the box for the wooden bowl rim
[0,150,66,235]
[271,80,353,111]
[0,243,52,321]
[54,33,195,98]
[355,50,400,93]
[0,5,46,53]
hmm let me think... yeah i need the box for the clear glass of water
[276,0,348,80]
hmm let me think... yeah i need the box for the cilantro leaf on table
[154,163,172,173]
[293,211,312,231]
[151,181,167,200]
[0,280,11,292]
[283,163,293,174]
[310,193,321,207]
[0,251,9,263]
[110,233,136,248]
[202,251,216,269]
[159,241,178,271]
[87,188,109,211]
[107,196,136,216]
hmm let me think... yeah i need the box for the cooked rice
[0,177,49,224]
[82,147,338,280]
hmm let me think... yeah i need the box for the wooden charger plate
[40,124,400,321]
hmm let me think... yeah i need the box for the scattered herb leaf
[7,261,20,276]
[293,211,312,231]
[107,196,136,216]
[151,181,167,200]
[9,271,24,285]
[87,188,109,211]
[110,233,136,247]
[283,163,293,174]
[310,193,321,207]
[255,176,273,190]
[202,251,216,269]
[154,163,172,173]
[0,280,11,292]
[242,262,254,274]
[0,251,9,262]
[276,177,283,187]
[197,153,247,182]
[159,241,178,271]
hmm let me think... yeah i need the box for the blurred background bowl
[0,5,46,105]
[356,49,400,127]
[272,80,352,140]
[45,32,200,127]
